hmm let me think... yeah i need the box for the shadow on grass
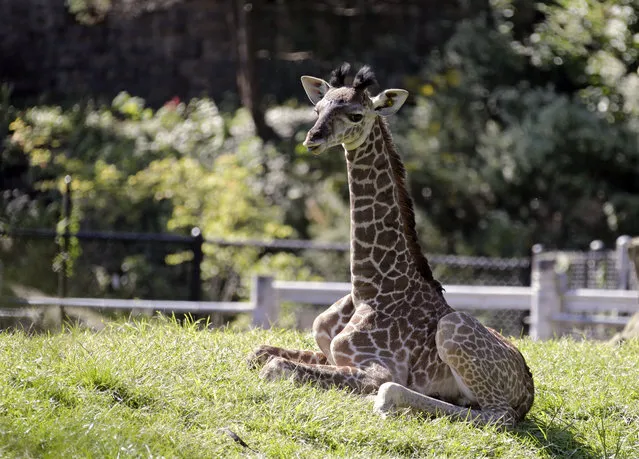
[513,415,597,459]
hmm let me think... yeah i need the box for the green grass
[1,318,638,458]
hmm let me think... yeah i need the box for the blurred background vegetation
[1,0,639,303]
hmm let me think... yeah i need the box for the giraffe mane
[377,117,444,294]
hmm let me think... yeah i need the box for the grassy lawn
[1,317,638,458]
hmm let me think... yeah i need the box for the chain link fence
[560,251,637,291]
[0,230,197,329]
[544,239,637,340]
[0,230,531,295]
[3,225,636,340]
[430,255,530,337]
[0,227,532,333]
[0,230,196,300]
[248,245,531,335]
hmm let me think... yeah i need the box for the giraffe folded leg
[259,357,392,394]
[433,311,533,427]
[312,294,354,361]
[246,345,328,369]
[373,311,532,428]
[373,382,516,428]
[248,294,354,369]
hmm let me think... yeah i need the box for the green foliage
[262,1,639,258]
[0,84,39,229]
[3,92,311,299]
[1,321,638,457]
[66,0,112,25]
[513,0,639,119]
[7,0,639,295]
[8,93,229,229]
[398,10,639,255]
[129,153,315,298]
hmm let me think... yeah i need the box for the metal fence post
[616,235,632,290]
[588,239,606,288]
[190,227,204,301]
[57,175,72,320]
[251,275,277,328]
[530,246,562,340]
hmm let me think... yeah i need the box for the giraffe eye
[348,113,364,123]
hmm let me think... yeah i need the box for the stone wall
[0,0,478,106]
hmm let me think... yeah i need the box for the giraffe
[247,63,534,427]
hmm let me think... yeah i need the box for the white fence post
[251,275,278,328]
[530,250,562,340]
[616,235,632,290]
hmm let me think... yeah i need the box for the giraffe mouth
[306,144,325,155]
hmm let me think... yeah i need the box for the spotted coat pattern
[247,67,534,428]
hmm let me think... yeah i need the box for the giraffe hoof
[259,357,293,382]
[246,345,277,370]
[373,382,402,417]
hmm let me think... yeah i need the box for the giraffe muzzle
[303,138,327,154]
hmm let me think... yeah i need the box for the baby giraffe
[247,63,534,427]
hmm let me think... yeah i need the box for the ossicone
[352,66,377,91]
[329,62,352,87]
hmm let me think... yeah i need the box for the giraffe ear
[372,89,409,116]
[301,76,331,105]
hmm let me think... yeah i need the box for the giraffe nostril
[304,131,325,147]
[311,131,323,141]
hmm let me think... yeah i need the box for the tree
[3,92,312,299]
[227,0,280,142]
[395,4,639,255]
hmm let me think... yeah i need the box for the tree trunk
[227,0,279,142]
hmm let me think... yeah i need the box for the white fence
[4,255,638,339]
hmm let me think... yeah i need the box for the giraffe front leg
[312,294,355,362]
[246,345,328,369]
[374,382,468,418]
[259,358,392,394]
[248,294,354,370]
[433,311,534,427]
[374,382,516,427]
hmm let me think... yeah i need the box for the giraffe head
[301,63,409,154]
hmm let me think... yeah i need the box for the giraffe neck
[345,117,441,304]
